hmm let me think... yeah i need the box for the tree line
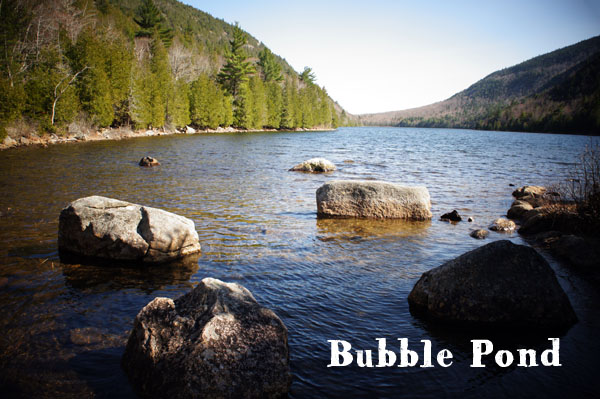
[0,0,344,140]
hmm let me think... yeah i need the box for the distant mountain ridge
[359,35,600,134]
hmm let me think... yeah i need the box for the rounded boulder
[122,278,291,398]
[408,240,577,328]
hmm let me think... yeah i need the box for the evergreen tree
[104,35,133,125]
[248,75,266,129]
[265,81,282,128]
[169,79,191,128]
[258,47,282,82]
[217,23,255,97]
[280,79,295,129]
[71,32,113,127]
[149,33,172,127]
[233,82,251,128]
[299,66,316,85]
[190,73,226,129]
[134,0,173,47]
[130,64,152,128]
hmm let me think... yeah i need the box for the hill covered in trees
[359,35,600,135]
[0,0,351,140]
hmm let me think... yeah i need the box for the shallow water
[0,127,598,398]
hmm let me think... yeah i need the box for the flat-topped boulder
[122,278,291,398]
[289,157,336,172]
[58,196,201,263]
[408,240,577,328]
[316,180,432,220]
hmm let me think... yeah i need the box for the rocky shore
[0,125,336,151]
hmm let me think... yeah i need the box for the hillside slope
[0,0,352,140]
[359,35,600,134]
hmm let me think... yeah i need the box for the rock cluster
[316,180,432,220]
[122,278,291,399]
[408,240,577,328]
[58,196,201,263]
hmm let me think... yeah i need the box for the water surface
[0,127,598,398]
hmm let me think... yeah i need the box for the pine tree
[299,67,316,85]
[134,0,173,47]
[217,23,255,97]
[258,48,282,83]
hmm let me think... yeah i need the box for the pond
[0,127,598,398]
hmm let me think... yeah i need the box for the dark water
[0,127,599,398]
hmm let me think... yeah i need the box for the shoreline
[0,126,337,151]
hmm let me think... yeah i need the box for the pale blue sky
[181,0,600,114]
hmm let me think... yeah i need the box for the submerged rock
[470,229,489,239]
[122,278,291,399]
[441,210,462,222]
[489,218,516,232]
[408,240,577,328]
[316,180,432,220]
[58,196,201,263]
[139,156,160,167]
[289,157,336,172]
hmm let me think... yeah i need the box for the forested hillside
[0,0,350,140]
[359,36,600,134]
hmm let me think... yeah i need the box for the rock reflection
[61,253,200,293]
[316,218,431,242]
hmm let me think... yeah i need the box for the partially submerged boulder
[489,217,516,232]
[408,240,577,328]
[289,157,336,173]
[470,229,489,239]
[512,185,546,199]
[58,196,201,263]
[507,200,534,220]
[122,278,291,399]
[139,156,160,167]
[316,180,432,220]
[441,210,462,222]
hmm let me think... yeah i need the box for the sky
[180,0,600,115]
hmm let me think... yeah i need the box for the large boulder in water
[289,157,336,172]
[316,180,432,220]
[408,240,577,328]
[122,278,291,399]
[58,196,201,263]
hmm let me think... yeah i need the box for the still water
[0,127,598,398]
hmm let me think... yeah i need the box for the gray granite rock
[122,278,291,398]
